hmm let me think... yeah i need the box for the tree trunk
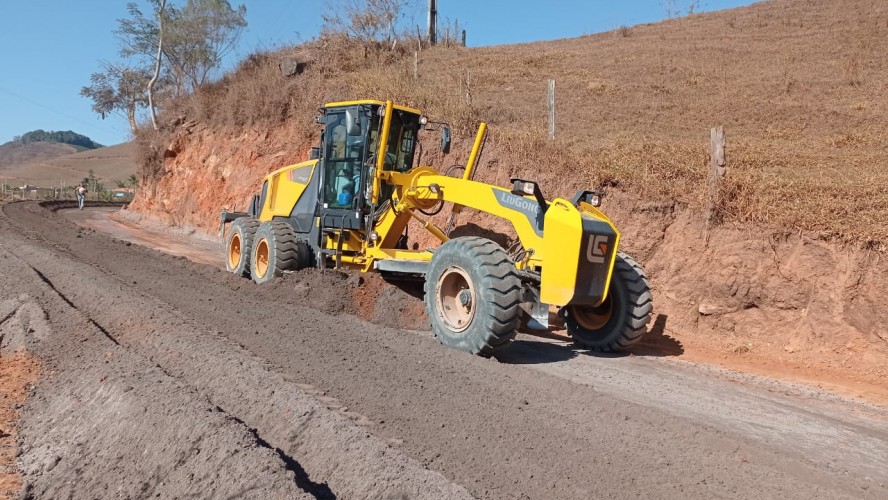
[127,102,138,133]
[147,0,166,131]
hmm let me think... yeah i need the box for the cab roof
[323,99,422,116]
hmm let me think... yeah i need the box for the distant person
[76,183,87,210]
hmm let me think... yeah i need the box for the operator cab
[317,101,422,230]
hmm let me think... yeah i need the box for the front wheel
[563,252,653,352]
[424,237,523,356]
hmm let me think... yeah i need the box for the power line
[0,85,129,139]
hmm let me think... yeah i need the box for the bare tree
[80,63,152,133]
[163,0,248,92]
[115,0,247,95]
[322,0,411,43]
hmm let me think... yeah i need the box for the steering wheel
[365,152,397,169]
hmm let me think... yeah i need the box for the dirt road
[1,201,886,499]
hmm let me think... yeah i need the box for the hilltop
[1,129,103,172]
[14,130,103,150]
[0,130,104,170]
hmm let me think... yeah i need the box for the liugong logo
[586,235,608,264]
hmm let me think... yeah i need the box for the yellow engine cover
[540,199,620,307]
[259,160,318,221]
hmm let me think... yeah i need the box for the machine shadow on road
[496,314,683,365]
[623,314,684,357]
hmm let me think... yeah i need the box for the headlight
[589,193,601,207]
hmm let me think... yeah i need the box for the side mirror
[309,146,320,160]
[345,108,361,136]
[440,126,452,154]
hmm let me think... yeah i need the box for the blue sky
[0,0,756,147]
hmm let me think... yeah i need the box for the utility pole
[428,0,438,45]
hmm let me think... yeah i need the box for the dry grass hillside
[0,142,138,187]
[0,142,80,171]
[136,0,888,244]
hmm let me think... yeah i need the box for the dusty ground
[0,353,40,498]
[70,205,888,405]
[1,200,885,499]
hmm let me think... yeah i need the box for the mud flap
[219,210,249,238]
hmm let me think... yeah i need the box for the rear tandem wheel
[250,221,310,284]
[226,217,260,278]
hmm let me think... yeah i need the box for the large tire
[226,217,260,278]
[250,221,309,284]
[563,252,653,352]
[424,237,523,356]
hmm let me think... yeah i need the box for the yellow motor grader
[221,100,652,355]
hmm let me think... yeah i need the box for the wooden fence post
[705,126,727,226]
[413,51,418,79]
[547,79,556,141]
[464,71,472,105]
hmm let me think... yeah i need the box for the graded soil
[66,204,888,405]
[2,201,886,499]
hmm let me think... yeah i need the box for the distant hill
[15,129,103,150]
[1,129,105,173]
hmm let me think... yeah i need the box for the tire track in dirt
[0,207,472,499]
[3,201,887,499]
[0,244,316,499]
[0,300,41,500]
[13,255,336,498]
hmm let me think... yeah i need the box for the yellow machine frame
[253,100,620,307]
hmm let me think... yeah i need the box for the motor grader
[221,99,652,355]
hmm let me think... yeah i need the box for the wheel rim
[436,266,475,333]
[255,238,270,278]
[228,233,242,270]
[569,297,613,331]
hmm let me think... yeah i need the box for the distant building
[20,185,57,199]
[111,187,135,200]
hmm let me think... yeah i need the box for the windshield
[322,107,377,209]
[379,109,419,173]
[321,105,421,209]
